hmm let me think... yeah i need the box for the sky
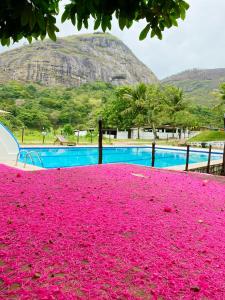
[1,0,225,79]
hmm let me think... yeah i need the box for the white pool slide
[0,122,19,161]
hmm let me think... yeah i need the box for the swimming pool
[19,147,223,169]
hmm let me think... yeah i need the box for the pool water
[19,147,222,169]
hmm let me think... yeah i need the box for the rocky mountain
[0,33,158,87]
[162,68,225,106]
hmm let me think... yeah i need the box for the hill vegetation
[162,68,225,106]
[0,81,115,131]
[0,81,224,135]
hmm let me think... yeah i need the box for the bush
[63,124,74,136]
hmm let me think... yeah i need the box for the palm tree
[118,83,164,140]
[163,86,186,123]
[117,83,147,138]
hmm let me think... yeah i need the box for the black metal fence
[97,119,225,176]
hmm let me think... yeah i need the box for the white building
[74,126,199,140]
[117,126,199,140]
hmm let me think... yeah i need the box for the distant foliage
[218,83,225,102]
[102,83,197,133]
[0,81,224,131]
[0,81,116,130]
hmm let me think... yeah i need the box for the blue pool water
[19,147,222,169]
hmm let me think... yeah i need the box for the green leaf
[150,29,156,38]
[180,8,186,20]
[32,32,39,39]
[71,14,76,26]
[40,33,46,40]
[37,13,45,30]
[47,26,56,41]
[1,38,10,46]
[139,24,151,40]
[61,10,69,23]
[27,36,32,43]
[77,19,82,30]
[155,27,162,40]
[126,20,133,29]
[83,19,88,29]
[119,17,126,30]
[182,1,190,10]
[101,17,107,32]
[171,18,178,26]
[107,20,112,30]
[94,17,101,30]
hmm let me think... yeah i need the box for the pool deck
[0,144,223,172]
[164,159,223,171]
[1,159,44,171]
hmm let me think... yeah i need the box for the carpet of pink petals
[0,163,225,300]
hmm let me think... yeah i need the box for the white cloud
[1,0,225,79]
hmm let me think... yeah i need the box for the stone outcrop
[0,33,158,86]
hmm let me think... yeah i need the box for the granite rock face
[0,33,158,86]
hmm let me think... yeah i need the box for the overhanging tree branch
[0,0,189,46]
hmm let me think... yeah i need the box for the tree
[18,109,51,129]
[216,83,225,109]
[218,83,225,103]
[104,83,166,139]
[141,84,166,139]
[207,82,225,128]
[63,124,74,136]
[119,84,147,138]
[102,86,136,131]
[162,85,187,132]
[119,83,165,139]
[0,0,189,45]
[174,110,199,130]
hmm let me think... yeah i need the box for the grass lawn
[0,164,225,299]
[13,130,96,145]
[189,130,225,142]
[13,129,181,146]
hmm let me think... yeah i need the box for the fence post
[151,142,156,167]
[21,127,25,144]
[206,145,212,174]
[108,130,111,144]
[77,130,80,144]
[185,144,190,171]
[222,143,225,176]
[98,118,103,164]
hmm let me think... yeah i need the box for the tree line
[101,83,225,135]
[0,80,224,135]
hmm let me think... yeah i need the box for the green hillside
[162,68,225,106]
[189,130,225,142]
[0,81,116,130]
[165,79,219,106]
[0,80,224,133]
